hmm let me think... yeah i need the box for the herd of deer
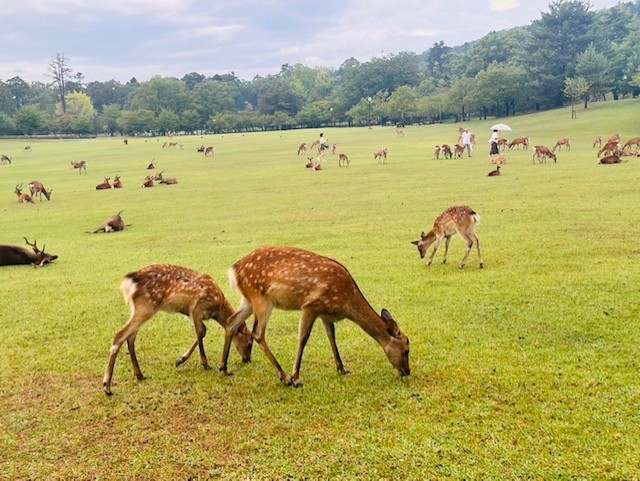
[298,140,388,168]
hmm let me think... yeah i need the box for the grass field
[1,99,639,479]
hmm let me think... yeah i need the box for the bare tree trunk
[48,53,72,114]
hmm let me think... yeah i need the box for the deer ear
[381,309,400,337]
[420,231,427,239]
[411,240,419,246]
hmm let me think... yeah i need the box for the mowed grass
[1,100,639,479]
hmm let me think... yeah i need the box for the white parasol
[490,123,512,131]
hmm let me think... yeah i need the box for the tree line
[1,0,639,137]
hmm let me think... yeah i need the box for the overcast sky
[0,0,623,84]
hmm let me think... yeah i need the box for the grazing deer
[92,211,125,233]
[433,146,441,159]
[532,146,557,163]
[297,143,308,155]
[14,184,34,204]
[338,153,350,167]
[147,160,155,170]
[160,177,178,185]
[28,181,52,201]
[112,176,123,188]
[305,157,314,168]
[597,141,620,157]
[593,136,602,148]
[440,144,453,159]
[453,144,465,158]
[0,238,57,267]
[204,146,215,156]
[71,160,87,174]
[508,137,529,150]
[396,129,405,137]
[1,154,11,164]
[219,246,410,386]
[496,138,508,151]
[374,148,388,163]
[142,176,154,188]
[103,264,254,395]
[553,138,570,152]
[412,205,483,269]
[599,155,622,164]
[622,137,640,150]
[488,165,501,176]
[95,177,112,190]
[24,146,31,152]
[123,139,128,145]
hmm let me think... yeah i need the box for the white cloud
[490,0,519,12]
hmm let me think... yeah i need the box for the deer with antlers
[103,264,254,395]
[112,176,123,188]
[28,181,52,201]
[71,160,87,174]
[412,205,483,269]
[92,211,126,233]
[0,238,58,267]
[141,176,154,188]
[14,184,34,204]
[95,177,112,190]
[218,246,410,387]
[147,160,156,170]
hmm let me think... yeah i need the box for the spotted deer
[412,205,483,269]
[0,238,57,267]
[28,181,52,201]
[103,264,254,395]
[14,184,34,203]
[219,246,410,387]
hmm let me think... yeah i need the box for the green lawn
[1,100,639,479]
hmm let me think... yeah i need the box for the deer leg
[290,309,319,387]
[458,233,474,269]
[441,235,453,265]
[427,236,444,266]
[219,298,253,376]
[103,307,155,395]
[250,301,292,386]
[321,318,349,375]
[472,232,484,268]
[175,338,198,367]
[193,317,210,370]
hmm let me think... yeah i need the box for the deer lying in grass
[599,155,623,164]
[103,264,254,395]
[147,160,156,170]
[14,184,34,203]
[338,153,349,167]
[153,171,164,181]
[28,181,52,201]
[553,138,570,152]
[488,165,501,176]
[218,246,410,387]
[374,148,388,163]
[141,176,154,188]
[95,177,112,190]
[71,160,87,174]
[532,145,557,163]
[112,176,123,188]
[92,211,125,233]
[160,177,178,185]
[305,157,314,168]
[490,155,507,165]
[0,238,57,267]
[412,205,483,269]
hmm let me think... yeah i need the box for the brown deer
[532,146,557,163]
[496,138,508,151]
[123,139,128,145]
[14,184,34,203]
[24,146,31,152]
[310,140,321,152]
[28,181,52,201]
[592,136,602,148]
[490,155,507,165]
[153,171,164,181]
[160,177,178,185]
[305,157,314,168]
[204,146,215,156]
[433,146,441,159]
[440,144,453,159]
[338,153,349,167]
[396,129,405,137]
[313,162,323,171]
[141,176,154,188]
[1,154,11,164]
[453,144,465,158]
[597,141,620,157]
[297,143,307,155]
[103,264,254,395]
[488,165,501,176]
[553,138,570,152]
[374,148,388,163]
[95,177,112,190]
[411,205,483,269]
[112,176,123,188]
[219,246,410,386]
[197,145,205,153]
[508,137,529,150]
[599,155,622,164]
[0,238,57,267]
[71,160,87,174]
[622,137,640,151]
[331,143,337,154]
[92,211,125,233]
[147,160,156,170]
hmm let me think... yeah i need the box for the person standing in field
[461,128,473,157]
[489,129,500,156]
[319,132,328,162]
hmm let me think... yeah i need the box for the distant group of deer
[593,133,640,164]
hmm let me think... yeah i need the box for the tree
[156,108,180,134]
[101,104,122,135]
[14,105,47,135]
[563,77,590,118]
[130,76,190,115]
[117,109,156,135]
[55,91,97,134]
[48,53,72,113]
[387,86,417,124]
[575,44,609,106]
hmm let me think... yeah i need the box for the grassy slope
[0,100,639,479]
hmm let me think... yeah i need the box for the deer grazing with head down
[28,181,52,201]
[412,205,484,269]
[532,145,557,163]
[0,238,58,267]
[71,160,87,174]
[508,137,529,150]
[204,146,215,156]
[1,154,11,164]
[14,184,34,204]
[374,148,388,163]
[622,137,640,151]
[103,264,254,395]
[338,153,350,167]
[219,246,410,387]
[552,138,570,152]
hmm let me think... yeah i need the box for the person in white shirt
[489,129,500,156]
[461,129,473,157]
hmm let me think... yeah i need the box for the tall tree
[575,44,610,106]
[48,53,72,113]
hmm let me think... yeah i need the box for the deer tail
[120,273,140,307]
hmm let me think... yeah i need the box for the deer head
[23,237,58,267]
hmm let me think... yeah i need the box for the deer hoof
[135,373,146,381]
[219,366,233,376]
[479,263,484,269]
[175,357,186,367]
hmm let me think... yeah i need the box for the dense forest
[1,0,639,136]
